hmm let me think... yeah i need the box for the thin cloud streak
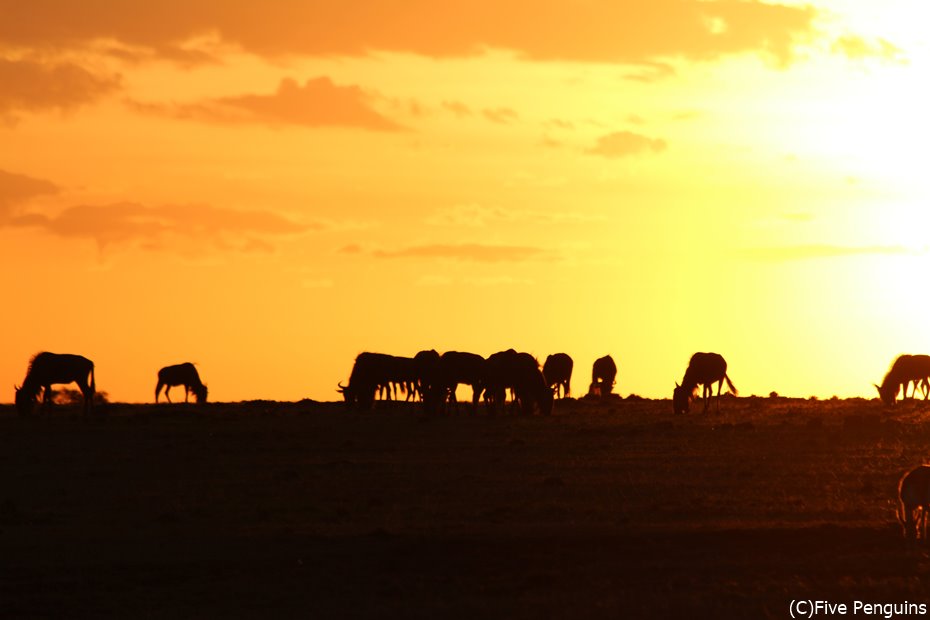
[744,244,918,262]
[832,35,905,63]
[586,131,667,158]
[0,58,121,119]
[372,243,555,262]
[0,169,59,215]
[6,201,314,252]
[128,77,403,131]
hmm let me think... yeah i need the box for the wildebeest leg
[716,379,724,412]
[184,384,190,403]
[471,384,482,413]
[165,386,173,403]
[42,385,52,411]
[155,380,165,403]
[79,379,93,414]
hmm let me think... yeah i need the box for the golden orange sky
[2,1,927,403]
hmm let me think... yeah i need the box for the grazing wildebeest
[155,362,208,404]
[484,350,553,416]
[673,352,737,414]
[543,353,573,399]
[438,351,486,413]
[337,352,417,410]
[898,465,930,541]
[15,352,96,415]
[589,355,617,397]
[390,356,419,402]
[414,349,443,412]
[875,354,930,406]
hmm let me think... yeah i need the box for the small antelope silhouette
[155,363,207,404]
[673,352,737,414]
[898,465,930,541]
[15,352,96,415]
[875,354,930,406]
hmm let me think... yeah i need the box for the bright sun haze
[1,0,926,402]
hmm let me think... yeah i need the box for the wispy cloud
[744,244,916,262]
[623,61,676,83]
[832,36,905,63]
[427,203,606,227]
[544,118,575,131]
[586,131,667,158]
[6,201,313,252]
[129,77,403,131]
[0,168,59,216]
[372,243,555,262]
[0,58,120,120]
[442,100,472,117]
[482,107,518,124]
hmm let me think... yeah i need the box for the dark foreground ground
[3,396,930,618]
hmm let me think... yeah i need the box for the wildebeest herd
[336,349,639,416]
[13,349,930,541]
[16,348,930,416]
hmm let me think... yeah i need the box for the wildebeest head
[672,382,693,415]
[194,384,208,404]
[337,381,352,404]
[874,382,897,406]
[14,385,36,415]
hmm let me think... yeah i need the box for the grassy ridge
[2,398,930,618]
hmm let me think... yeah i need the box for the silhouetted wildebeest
[875,354,930,406]
[15,352,96,415]
[673,352,737,414]
[338,352,417,410]
[484,350,553,415]
[898,465,930,541]
[413,349,442,411]
[374,355,418,403]
[155,362,208,404]
[438,351,486,413]
[588,355,617,397]
[390,356,419,402]
[543,353,573,399]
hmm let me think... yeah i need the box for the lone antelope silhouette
[15,352,96,415]
[155,363,208,404]
[673,352,737,414]
[589,355,617,398]
[898,465,930,541]
[875,354,930,406]
[543,353,573,399]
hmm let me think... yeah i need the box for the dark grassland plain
[2,397,930,618]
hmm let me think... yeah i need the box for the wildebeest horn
[336,382,346,393]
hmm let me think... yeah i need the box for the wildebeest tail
[724,373,738,396]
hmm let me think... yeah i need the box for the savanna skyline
[1,1,926,403]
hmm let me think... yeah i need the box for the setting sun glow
[2,1,927,402]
